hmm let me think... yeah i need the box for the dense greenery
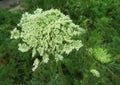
[0,10,32,84]
[0,0,120,85]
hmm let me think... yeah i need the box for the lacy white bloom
[32,58,40,71]
[11,8,84,63]
[55,54,64,61]
[18,43,30,52]
[42,54,49,63]
[11,28,20,39]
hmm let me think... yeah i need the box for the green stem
[57,62,66,85]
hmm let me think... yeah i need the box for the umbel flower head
[11,8,84,63]
[90,69,100,78]
[89,47,112,64]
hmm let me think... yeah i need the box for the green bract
[89,47,112,64]
[11,8,84,63]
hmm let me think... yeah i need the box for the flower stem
[58,61,66,85]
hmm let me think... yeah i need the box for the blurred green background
[0,0,120,85]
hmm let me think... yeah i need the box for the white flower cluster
[11,28,20,39]
[90,69,100,78]
[32,58,39,71]
[11,8,84,63]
